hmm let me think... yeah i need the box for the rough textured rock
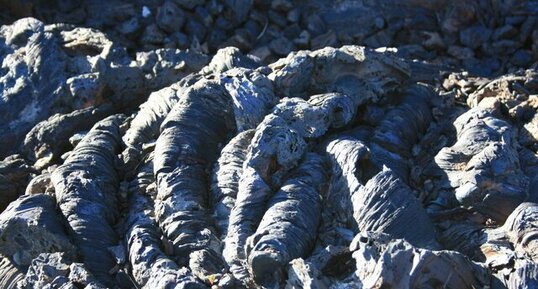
[18,252,104,289]
[22,105,114,169]
[211,129,255,238]
[268,46,409,100]
[0,155,34,211]
[121,47,259,176]
[352,232,493,289]
[321,129,373,247]
[352,168,438,249]
[319,84,435,249]
[246,153,327,286]
[0,17,207,159]
[468,203,538,289]
[0,18,114,158]
[0,194,86,289]
[51,115,125,286]
[429,107,529,223]
[153,79,235,267]
[3,3,538,286]
[501,203,538,262]
[224,46,411,281]
[0,194,75,267]
[0,257,24,289]
[369,84,434,180]
[2,0,534,75]
[121,84,185,175]
[126,188,205,288]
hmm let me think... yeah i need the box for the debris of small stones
[156,1,185,33]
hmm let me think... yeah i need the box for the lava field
[1,1,538,288]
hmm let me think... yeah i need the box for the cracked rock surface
[2,1,538,288]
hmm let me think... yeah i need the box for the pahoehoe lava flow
[2,0,538,288]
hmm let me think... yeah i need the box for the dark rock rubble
[1,1,538,288]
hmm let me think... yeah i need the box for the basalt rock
[0,155,35,211]
[245,153,327,286]
[3,5,538,287]
[3,0,536,75]
[224,46,410,282]
[428,107,529,223]
[22,104,114,169]
[0,17,207,160]
[352,232,494,289]
[211,129,255,238]
[0,194,89,288]
[51,115,126,286]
